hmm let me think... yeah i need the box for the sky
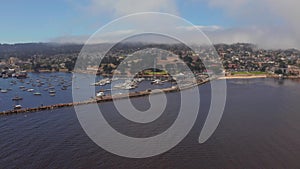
[0,0,300,49]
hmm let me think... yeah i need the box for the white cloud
[205,27,298,49]
[60,0,300,49]
[81,0,178,17]
[51,25,300,49]
[50,29,137,44]
[177,25,223,32]
[192,0,300,49]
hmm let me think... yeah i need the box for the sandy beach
[218,75,267,80]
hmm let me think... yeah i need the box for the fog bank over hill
[0,42,299,60]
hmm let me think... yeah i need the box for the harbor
[0,80,208,116]
[0,72,209,115]
[1,71,293,116]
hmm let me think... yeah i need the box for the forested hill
[0,43,83,59]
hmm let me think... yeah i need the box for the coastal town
[0,42,299,114]
[1,43,300,79]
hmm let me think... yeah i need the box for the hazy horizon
[1,1,300,49]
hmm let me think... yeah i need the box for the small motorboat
[27,89,34,92]
[96,92,105,97]
[14,105,22,109]
[1,89,8,93]
[151,79,163,85]
[33,92,42,96]
[12,96,23,101]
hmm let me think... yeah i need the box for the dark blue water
[0,77,300,168]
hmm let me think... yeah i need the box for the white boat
[124,85,135,90]
[91,78,112,86]
[49,90,56,93]
[151,79,163,85]
[113,83,124,89]
[49,93,56,96]
[14,105,22,109]
[1,89,8,93]
[33,92,42,96]
[96,92,105,97]
[27,89,34,92]
[113,79,138,89]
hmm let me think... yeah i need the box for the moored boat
[1,89,8,93]
[12,96,23,101]
[96,92,105,97]
[14,104,22,109]
[33,92,42,96]
[49,93,56,96]
[27,89,34,92]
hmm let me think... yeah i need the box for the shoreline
[219,74,300,80]
[218,75,267,80]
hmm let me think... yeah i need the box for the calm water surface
[0,75,300,169]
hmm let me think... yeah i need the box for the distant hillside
[0,43,83,59]
[0,42,298,60]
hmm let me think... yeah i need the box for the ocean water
[0,77,299,168]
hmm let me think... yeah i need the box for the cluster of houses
[2,43,300,78]
[216,43,300,76]
[0,68,27,79]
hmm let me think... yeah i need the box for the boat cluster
[94,77,170,97]
[113,78,144,90]
[90,78,112,86]
[1,74,72,110]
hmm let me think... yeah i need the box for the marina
[1,71,288,116]
[0,71,290,115]
[0,72,208,115]
[0,80,206,115]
